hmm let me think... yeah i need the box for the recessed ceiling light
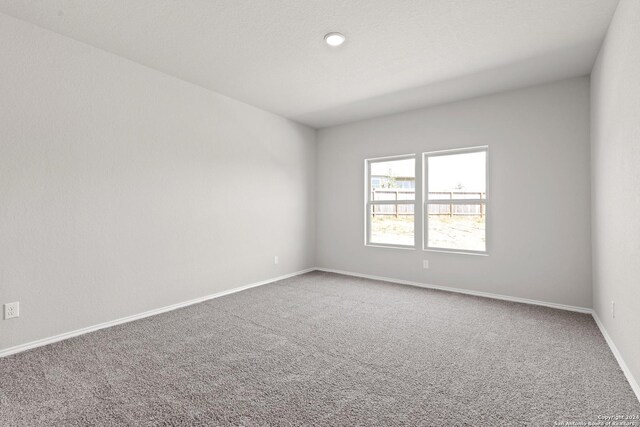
[324,32,345,47]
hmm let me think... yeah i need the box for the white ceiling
[0,0,619,128]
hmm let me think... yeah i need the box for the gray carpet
[1,271,638,426]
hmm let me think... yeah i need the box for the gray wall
[0,14,316,351]
[317,77,592,308]
[591,0,640,389]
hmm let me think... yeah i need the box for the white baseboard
[592,312,640,403]
[4,265,638,406]
[316,267,592,313]
[0,268,315,358]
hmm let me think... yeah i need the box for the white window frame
[364,154,417,249]
[423,146,489,255]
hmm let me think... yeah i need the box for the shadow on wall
[293,39,600,128]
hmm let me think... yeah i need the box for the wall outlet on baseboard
[423,260,429,269]
[611,301,615,319]
[4,302,19,320]
[274,255,279,265]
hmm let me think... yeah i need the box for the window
[365,155,416,247]
[424,147,487,254]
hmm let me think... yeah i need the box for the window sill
[423,248,488,256]
[365,243,416,251]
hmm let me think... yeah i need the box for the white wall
[0,14,316,351]
[591,0,640,389]
[317,77,592,308]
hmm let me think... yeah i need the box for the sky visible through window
[370,159,415,178]
[428,151,486,193]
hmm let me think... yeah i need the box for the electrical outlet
[611,301,615,319]
[423,260,429,269]
[4,302,19,320]
[274,255,279,265]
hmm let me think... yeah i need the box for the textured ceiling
[0,0,619,128]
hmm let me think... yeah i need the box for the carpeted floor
[1,271,638,426]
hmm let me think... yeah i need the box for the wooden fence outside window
[371,189,486,217]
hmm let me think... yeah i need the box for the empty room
[1,0,639,425]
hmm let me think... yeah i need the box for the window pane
[370,158,415,200]
[426,203,485,251]
[428,151,485,200]
[370,205,414,246]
